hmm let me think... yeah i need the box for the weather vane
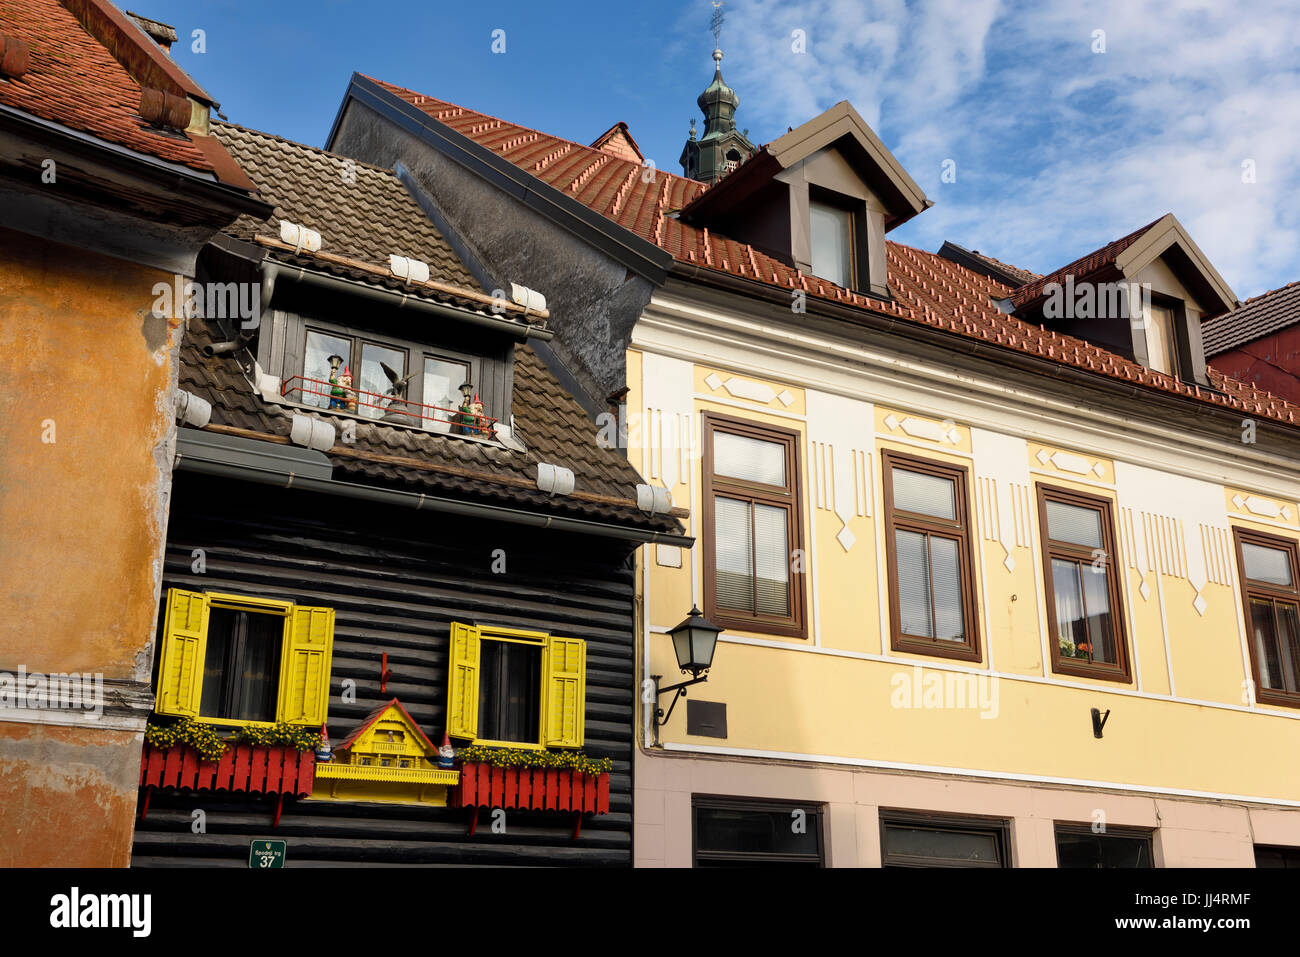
[711,1,725,49]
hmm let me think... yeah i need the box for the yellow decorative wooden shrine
[311,698,458,806]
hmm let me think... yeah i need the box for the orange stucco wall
[0,224,181,865]
[0,722,143,866]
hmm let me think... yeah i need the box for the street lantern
[651,605,724,746]
[669,605,721,677]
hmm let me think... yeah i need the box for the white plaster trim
[702,629,1300,720]
[656,741,1300,809]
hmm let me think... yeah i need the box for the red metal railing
[280,375,496,435]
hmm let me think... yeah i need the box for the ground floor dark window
[880,810,1010,867]
[1056,824,1153,868]
[693,797,823,866]
[1255,845,1300,868]
[477,638,541,744]
[200,606,283,722]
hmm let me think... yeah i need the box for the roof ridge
[213,121,400,177]
[369,75,709,194]
[1240,278,1300,306]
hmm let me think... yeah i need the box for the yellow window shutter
[543,636,586,748]
[447,622,480,740]
[155,588,209,718]
[277,606,335,726]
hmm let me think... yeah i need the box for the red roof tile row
[0,0,220,175]
[370,76,1300,428]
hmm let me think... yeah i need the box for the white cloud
[685,0,1300,296]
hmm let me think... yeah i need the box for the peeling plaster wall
[0,225,180,864]
[330,101,656,415]
[0,723,143,866]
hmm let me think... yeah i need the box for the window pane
[1145,303,1178,376]
[422,356,469,433]
[1052,558,1090,660]
[478,639,540,743]
[696,806,820,857]
[714,432,786,486]
[359,342,406,419]
[1057,831,1152,868]
[715,497,755,612]
[1250,598,1285,690]
[1242,542,1293,586]
[896,529,933,638]
[892,467,957,520]
[753,503,790,616]
[303,331,352,410]
[200,608,282,723]
[1045,500,1103,549]
[883,824,1003,866]
[1081,564,1117,664]
[809,200,852,287]
[929,536,965,640]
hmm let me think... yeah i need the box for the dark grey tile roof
[180,316,680,533]
[213,123,514,319]
[1203,280,1300,356]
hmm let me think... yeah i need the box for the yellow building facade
[630,276,1300,867]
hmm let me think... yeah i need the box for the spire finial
[711,1,725,56]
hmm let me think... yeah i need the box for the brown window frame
[881,449,981,662]
[1037,484,1132,683]
[701,412,807,639]
[1233,526,1300,709]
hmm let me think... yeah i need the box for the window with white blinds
[882,452,979,661]
[1037,486,1130,681]
[703,414,805,638]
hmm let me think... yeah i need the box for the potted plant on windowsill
[449,745,611,815]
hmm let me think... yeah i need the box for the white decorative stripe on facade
[807,391,874,553]
[1200,523,1234,587]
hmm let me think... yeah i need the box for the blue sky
[146,0,1299,298]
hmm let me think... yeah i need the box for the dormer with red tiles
[678,101,931,299]
[1010,213,1238,388]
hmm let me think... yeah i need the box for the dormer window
[809,196,855,288]
[268,309,509,439]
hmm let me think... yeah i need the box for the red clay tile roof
[1203,280,1300,357]
[0,0,231,177]
[368,78,1300,429]
[1009,217,1163,309]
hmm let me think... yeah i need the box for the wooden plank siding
[131,473,637,866]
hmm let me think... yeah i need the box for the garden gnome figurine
[314,724,332,763]
[437,731,455,769]
[339,365,357,413]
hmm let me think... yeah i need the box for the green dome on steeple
[680,45,755,185]
[697,49,740,140]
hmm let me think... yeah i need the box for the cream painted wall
[629,290,1300,814]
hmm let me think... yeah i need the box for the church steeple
[679,3,755,185]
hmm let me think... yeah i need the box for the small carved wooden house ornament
[311,698,459,806]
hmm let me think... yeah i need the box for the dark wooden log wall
[131,473,637,866]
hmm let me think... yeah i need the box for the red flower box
[450,763,609,815]
[138,743,315,798]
